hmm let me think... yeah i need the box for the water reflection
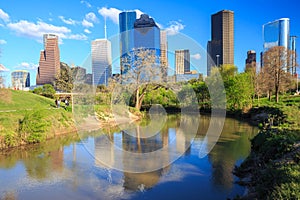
[0,115,257,199]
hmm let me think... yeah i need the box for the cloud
[85,12,98,23]
[84,29,91,34]
[0,39,7,44]
[191,53,201,60]
[59,16,77,25]
[0,64,9,71]
[0,9,10,22]
[98,7,121,24]
[165,21,185,35]
[82,19,93,27]
[80,0,92,8]
[7,20,87,42]
[134,9,144,19]
[15,62,38,70]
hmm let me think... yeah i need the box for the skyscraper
[11,70,30,90]
[263,18,290,51]
[36,34,60,85]
[290,36,297,75]
[245,50,256,72]
[175,49,190,74]
[119,11,137,75]
[92,39,112,86]
[133,14,161,54]
[160,30,168,80]
[207,10,234,75]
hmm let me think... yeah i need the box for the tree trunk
[275,86,279,103]
[135,87,140,110]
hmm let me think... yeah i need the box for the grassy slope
[0,89,74,148]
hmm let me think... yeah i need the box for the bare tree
[262,46,293,102]
[121,48,163,110]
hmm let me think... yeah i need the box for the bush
[19,110,50,143]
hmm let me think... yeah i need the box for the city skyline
[0,0,300,86]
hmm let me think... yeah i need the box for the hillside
[0,89,75,149]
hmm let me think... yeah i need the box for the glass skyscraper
[263,18,290,51]
[92,39,112,86]
[119,11,137,75]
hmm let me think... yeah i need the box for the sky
[0,0,300,86]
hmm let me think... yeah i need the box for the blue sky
[0,0,300,86]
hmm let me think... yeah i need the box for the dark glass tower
[119,11,137,75]
[207,10,234,76]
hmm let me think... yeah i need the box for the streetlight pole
[216,54,220,67]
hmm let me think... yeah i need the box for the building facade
[119,11,137,75]
[245,50,256,72]
[175,49,190,74]
[160,30,168,80]
[207,10,234,75]
[92,39,112,86]
[11,70,30,90]
[36,34,60,85]
[263,18,290,51]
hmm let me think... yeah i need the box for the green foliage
[19,110,51,143]
[54,62,73,92]
[144,87,178,107]
[4,131,18,147]
[42,84,56,98]
[33,86,43,95]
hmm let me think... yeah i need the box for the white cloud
[134,9,144,19]
[0,39,7,44]
[59,16,77,25]
[165,21,185,35]
[85,12,98,23]
[0,64,9,71]
[82,19,93,27]
[7,20,87,42]
[84,29,91,34]
[98,7,121,24]
[15,62,38,70]
[80,0,92,8]
[0,9,10,22]
[191,53,201,60]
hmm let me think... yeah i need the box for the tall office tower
[119,11,137,75]
[160,30,168,80]
[290,36,297,75]
[92,39,112,86]
[245,50,256,72]
[207,10,234,76]
[36,34,60,85]
[263,18,290,71]
[263,18,290,51]
[134,14,161,55]
[175,49,190,74]
[11,70,30,90]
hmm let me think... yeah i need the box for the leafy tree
[42,84,56,98]
[54,62,73,92]
[262,46,293,102]
[120,48,163,110]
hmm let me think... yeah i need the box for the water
[0,115,257,200]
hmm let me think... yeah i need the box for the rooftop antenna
[104,16,107,39]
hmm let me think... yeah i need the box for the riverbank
[0,89,76,149]
[233,96,300,199]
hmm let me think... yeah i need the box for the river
[0,115,258,200]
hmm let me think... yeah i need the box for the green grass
[0,89,55,111]
[0,89,74,148]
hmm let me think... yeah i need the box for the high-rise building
[11,70,30,90]
[160,30,168,80]
[119,11,137,75]
[36,34,60,85]
[92,39,112,86]
[245,50,256,72]
[175,49,190,74]
[133,14,161,54]
[263,18,290,51]
[207,10,234,76]
[290,36,297,75]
